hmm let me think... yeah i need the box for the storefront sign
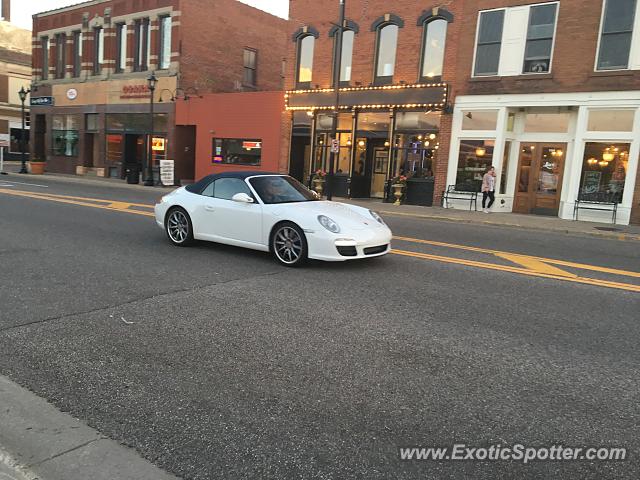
[30,96,54,107]
[286,83,449,111]
[121,85,151,99]
[160,160,175,186]
[152,137,166,151]
[583,171,602,194]
[242,141,261,150]
[66,88,78,100]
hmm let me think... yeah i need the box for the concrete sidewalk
[2,161,639,241]
[0,374,179,480]
[346,198,640,241]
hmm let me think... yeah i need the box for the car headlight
[317,215,341,233]
[369,210,386,226]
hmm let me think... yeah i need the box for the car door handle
[204,205,215,212]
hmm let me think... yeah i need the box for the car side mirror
[232,192,254,204]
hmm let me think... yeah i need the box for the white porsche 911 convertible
[154,172,392,267]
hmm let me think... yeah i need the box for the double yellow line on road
[1,187,638,293]
[0,188,155,217]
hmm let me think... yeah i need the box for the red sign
[121,85,151,99]
[242,141,262,150]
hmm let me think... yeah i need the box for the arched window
[338,30,355,83]
[330,20,359,86]
[298,35,315,85]
[421,19,448,80]
[375,24,399,83]
[292,26,319,88]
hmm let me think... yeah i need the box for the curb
[0,374,179,480]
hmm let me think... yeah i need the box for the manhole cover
[594,227,621,232]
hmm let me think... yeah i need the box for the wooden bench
[442,185,478,211]
[573,192,619,224]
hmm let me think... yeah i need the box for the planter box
[29,162,46,175]
[405,177,435,206]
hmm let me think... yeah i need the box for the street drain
[594,227,621,232]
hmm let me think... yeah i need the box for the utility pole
[326,0,346,201]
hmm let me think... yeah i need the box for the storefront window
[212,138,262,166]
[106,134,123,163]
[587,110,635,132]
[52,115,79,157]
[316,113,352,131]
[9,128,28,153]
[313,132,352,174]
[395,112,440,131]
[357,112,390,132]
[579,142,629,203]
[462,110,498,130]
[524,112,570,133]
[106,113,168,133]
[500,141,512,194]
[455,139,495,191]
[392,133,436,178]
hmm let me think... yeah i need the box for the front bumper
[306,226,392,262]
[154,203,167,229]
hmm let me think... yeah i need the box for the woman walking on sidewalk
[481,166,497,213]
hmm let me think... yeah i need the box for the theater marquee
[285,82,449,111]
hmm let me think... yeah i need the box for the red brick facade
[30,0,288,181]
[453,0,640,96]
[283,0,463,202]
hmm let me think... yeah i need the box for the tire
[165,207,194,247]
[270,222,308,267]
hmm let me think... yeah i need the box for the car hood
[270,201,381,230]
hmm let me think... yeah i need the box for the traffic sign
[330,139,339,154]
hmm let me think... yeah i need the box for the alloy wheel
[274,226,303,265]
[167,210,190,244]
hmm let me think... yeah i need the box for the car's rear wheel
[271,222,307,267]
[166,207,194,246]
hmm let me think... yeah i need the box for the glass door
[514,142,566,215]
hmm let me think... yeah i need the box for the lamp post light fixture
[18,86,31,174]
[326,0,346,201]
[144,72,158,186]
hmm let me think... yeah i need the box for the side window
[202,181,215,197]
[213,178,252,200]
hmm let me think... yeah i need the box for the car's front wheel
[271,222,308,267]
[165,207,194,247]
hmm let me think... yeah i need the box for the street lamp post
[326,0,346,201]
[18,86,31,174]
[144,72,158,186]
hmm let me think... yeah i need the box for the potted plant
[390,174,408,205]
[312,170,326,197]
[29,156,46,175]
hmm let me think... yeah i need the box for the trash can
[125,164,140,184]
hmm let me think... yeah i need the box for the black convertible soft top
[185,171,281,195]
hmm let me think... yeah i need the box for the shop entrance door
[513,143,567,215]
[124,134,144,166]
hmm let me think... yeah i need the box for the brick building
[283,0,461,204]
[444,0,640,225]
[0,1,31,161]
[30,0,288,183]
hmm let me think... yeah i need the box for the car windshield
[250,176,318,204]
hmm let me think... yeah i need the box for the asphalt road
[0,174,639,479]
